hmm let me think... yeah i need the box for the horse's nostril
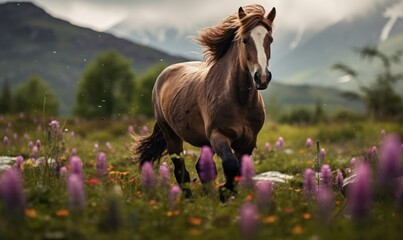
[254,72,260,82]
[267,71,272,82]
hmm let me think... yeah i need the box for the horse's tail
[132,123,167,166]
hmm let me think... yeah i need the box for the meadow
[1,114,403,240]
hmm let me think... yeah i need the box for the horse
[133,4,276,200]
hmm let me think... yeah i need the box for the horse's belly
[169,113,209,147]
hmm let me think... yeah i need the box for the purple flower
[0,169,26,215]
[96,152,108,178]
[335,170,344,190]
[320,148,326,160]
[49,120,60,131]
[240,155,255,189]
[13,155,24,171]
[106,142,113,151]
[169,185,181,208]
[70,156,84,179]
[69,131,75,139]
[198,146,217,183]
[68,174,85,210]
[320,164,332,187]
[304,168,316,197]
[28,141,33,149]
[347,163,372,219]
[255,180,272,211]
[264,142,270,152]
[350,157,356,168]
[71,148,77,156]
[275,137,284,149]
[159,162,170,188]
[35,139,41,150]
[141,162,155,191]
[94,143,99,153]
[316,186,334,223]
[306,138,313,148]
[378,134,401,190]
[140,126,149,135]
[3,136,8,145]
[239,203,258,238]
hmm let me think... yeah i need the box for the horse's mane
[196,4,273,65]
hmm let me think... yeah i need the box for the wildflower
[275,137,284,149]
[13,155,24,171]
[0,169,26,215]
[28,141,33,149]
[320,164,332,187]
[31,146,39,158]
[306,138,313,148]
[240,155,255,189]
[25,208,37,218]
[96,152,108,178]
[335,170,343,190]
[320,148,326,160]
[68,174,85,210]
[70,156,84,179]
[94,143,99,153]
[197,146,217,183]
[55,209,69,217]
[239,203,258,238]
[350,157,356,168]
[378,134,401,191]
[87,178,101,185]
[59,166,68,178]
[347,163,372,219]
[141,162,155,191]
[264,142,270,152]
[140,125,149,135]
[35,139,41,150]
[49,120,60,138]
[69,131,75,139]
[316,186,334,223]
[71,148,77,156]
[169,185,181,208]
[304,168,316,197]
[255,180,272,211]
[3,136,8,145]
[159,162,170,188]
[13,133,18,141]
[188,216,203,226]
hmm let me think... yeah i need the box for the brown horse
[134,4,276,199]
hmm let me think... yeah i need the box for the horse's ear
[238,7,246,19]
[267,7,276,22]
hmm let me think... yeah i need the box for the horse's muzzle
[254,71,271,90]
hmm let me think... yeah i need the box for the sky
[2,0,393,34]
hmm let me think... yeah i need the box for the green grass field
[1,115,403,239]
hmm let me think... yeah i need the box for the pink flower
[96,152,108,178]
[13,155,24,171]
[0,169,26,215]
[239,203,258,238]
[335,170,343,190]
[169,185,181,208]
[240,155,255,189]
[320,148,326,160]
[197,146,217,183]
[306,138,313,148]
[264,142,270,152]
[159,162,170,188]
[60,166,68,178]
[347,163,372,219]
[317,186,334,222]
[31,146,39,158]
[3,136,8,145]
[255,180,272,211]
[141,162,155,191]
[304,168,316,197]
[68,174,85,210]
[320,164,332,187]
[378,134,401,191]
[70,156,84,179]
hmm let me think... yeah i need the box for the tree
[333,47,403,120]
[136,64,167,118]
[13,76,59,116]
[74,50,136,119]
[0,79,12,114]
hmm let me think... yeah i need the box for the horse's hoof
[182,188,194,200]
[218,185,237,203]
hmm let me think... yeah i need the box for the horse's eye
[242,39,248,45]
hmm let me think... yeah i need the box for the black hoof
[182,187,193,200]
[218,185,237,203]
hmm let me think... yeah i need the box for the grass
[1,115,403,239]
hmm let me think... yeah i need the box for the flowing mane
[196,4,273,65]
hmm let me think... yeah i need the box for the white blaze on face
[250,25,269,76]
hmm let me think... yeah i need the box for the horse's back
[152,61,210,147]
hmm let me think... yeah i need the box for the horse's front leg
[209,131,240,201]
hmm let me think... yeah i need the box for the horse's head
[237,6,276,90]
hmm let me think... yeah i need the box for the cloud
[2,0,393,35]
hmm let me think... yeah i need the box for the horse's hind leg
[209,131,240,201]
[160,124,192,198]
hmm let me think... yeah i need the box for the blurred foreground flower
[239,202,258,239]
[169,185,181,208]
[3,136,9,145]
[320,164,332,187]
[255,180,272,211]
[68,174,85,210]
[197,146,217,183]
[0,169,26,216]
[316,186,334,223]
[240,155,255,189]
[70,156,84,179]
[304,168,316,197]
[159,162,170,188]
[347,163,372,219]
[378,134,401,191]
[141,162,155,191]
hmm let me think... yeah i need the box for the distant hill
[0,2,186,114]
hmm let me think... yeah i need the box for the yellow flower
[291,225,304,235]
[25,208,37,218]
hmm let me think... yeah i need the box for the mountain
[0,2,187,114]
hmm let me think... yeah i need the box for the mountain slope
[0,2,186,114]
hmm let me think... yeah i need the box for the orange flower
[291,225,304,235]
[166,210,181,217]
[262,215,277,224]
[283,207,294,214]
[233,176,242,182]
[25,208,37,218]
[245,194,254,201]
[56,209,69,217]
[302,213,312,220]
[129,177,136,183]
[188,217,203,226]
[149,200,157,205]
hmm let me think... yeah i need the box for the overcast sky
[2,0,393,34]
